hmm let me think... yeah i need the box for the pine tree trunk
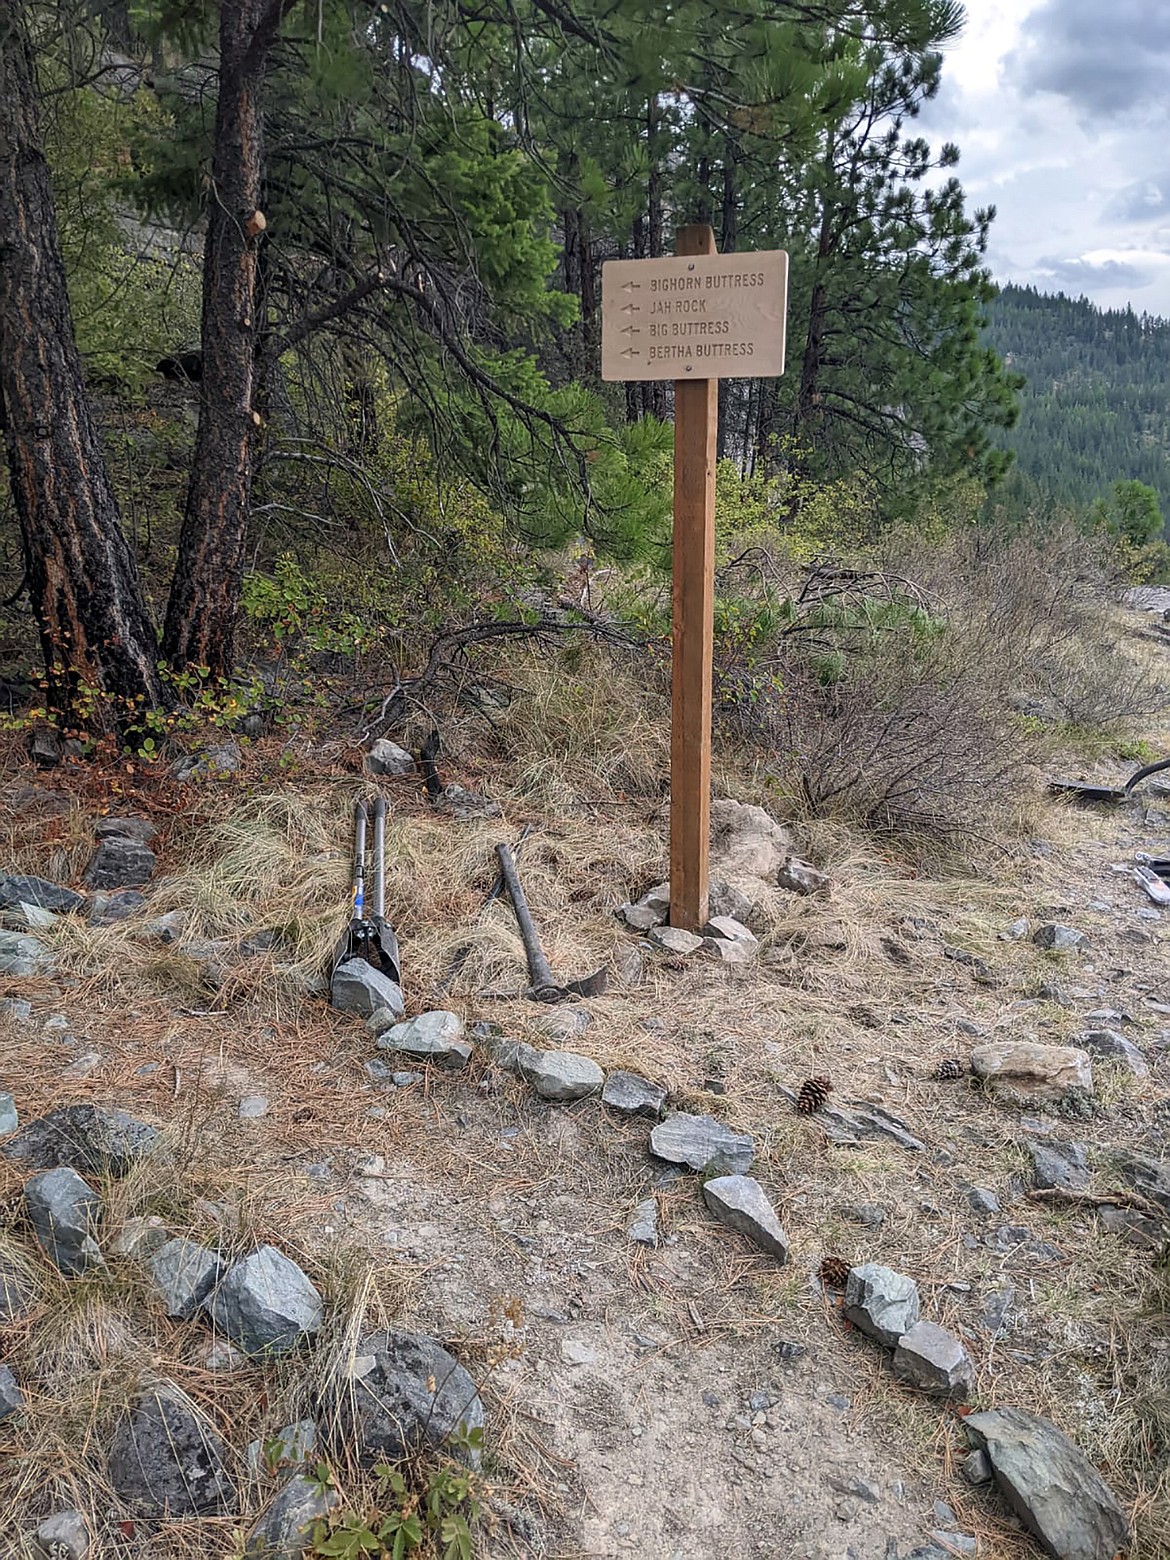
[162,0,279,676]
[0,5,167,728]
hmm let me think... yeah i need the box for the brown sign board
[600,250,788,382]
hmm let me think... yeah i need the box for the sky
[918,0,1170,316]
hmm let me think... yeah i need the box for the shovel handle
[495,841,556,992]
[352,800,368,915]
[371,797,386,919]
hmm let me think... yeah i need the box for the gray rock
[365,739,415,777]
[776,858,830,896]
[108,1381,237,1515]
[4,1104,158,1177]
[708,878,755,921]
[246,1419,318,1474]
[964,1406,1130,1560]
[204,1340,249,1372]
[0,875,84,914]
[960,1448,993,1485]
[1098,1205,1165,1248]
[95,816,158,844]
[1024,1138,1089,1192]
[245,1472,338,1558]
[239,1095,270,1120]
[84,837,156,890]
[434,783,501,821]
[31,1510,89,1560]
[331,958,404,1019]
[628,1198,659,1247]
[207,1246,323,1355]
[488,1038,542,1078]
[518,1048,604,1102]
[647,925,704,956]
[970,1041,1093,1097]
[0,1092,16,1136]
[640,881,671,915]
[0,931,52,976]
[892,1320,974,1399]
[1032,924,1089,953]
[141,910,185,942]
[150,1237,223,1320]
[967,1187,1000,1215]
[843,1264,921,1347]
[25,1166,104,1275]
[0,1363,25,1418]
[375,1011,472,1069]
[650,1113,755,1175]
[703,914,758,944]
[62,1049,102,1080]
[702,935,755,964]
[172,740,242,782]
[980,1285,1016,1336]
[701,1175,789,1260]
[0,997,32,1021]
[820,1100,926,1153]
[619,901,664,931]
[928,1533,976,1556]
[602,1070,668,1119]
[1078,1029,1148,1077]
[328,1329,484,1466]
[1111,1149,1170,1215]
[111,1215,170,1260]
[87,889,147,924]
[533,1005,593,1044]
[841,1202,887,1227]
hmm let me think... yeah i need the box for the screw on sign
[601,229,788,932]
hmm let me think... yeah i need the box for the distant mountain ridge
[984,283,1170,517]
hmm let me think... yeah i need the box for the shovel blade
[564,968,608,999]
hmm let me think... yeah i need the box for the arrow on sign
[620,347,640,359]
[621,301,640,315]
[620,324,641,336]
[621,281,642,291]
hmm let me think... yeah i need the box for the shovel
[1049,755,1170,804]
[494,841,607,1004]
[436,824,533,996]
[331,798,401,985]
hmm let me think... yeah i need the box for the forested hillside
[986,283,1170,520]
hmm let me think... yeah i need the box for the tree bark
[0,4,167,727]
[162,0,283,675]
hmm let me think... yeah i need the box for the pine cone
[935,1057,965,1080]
[796,1075,833,1114]
[819,1255,851,1289]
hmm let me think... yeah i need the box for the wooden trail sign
[601,229,788,932]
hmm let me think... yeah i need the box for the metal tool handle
[1122,755,1170,795]
[495,841,556,991]
[352,800,368,917]
[371,797,386,919]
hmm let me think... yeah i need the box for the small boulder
[968,1187,1000,1215]
[1111,1150,1170,1216]
[702,936,755,965]
[31,1510,89,1560]
[375,1011,472,1070]
[843,1263,920,1347]
[628,1198,658,1247]
[84,837,156,890]
[0,1363,25,1418]
[708,878,755,922]
[94,816,157,844]
[330,959,405,1020]
[1032,924,1089,953]
[703,914,757,944]
[365,739,415,777]
[0,875,84,914]
[3,1104,158,1177]
[649,1113,755,1175]
[150,1237,223,1320]
[108,1381,237,1515]
[602,1070,667,1119]
[25,1166,104,1275]
[0,931,52,976]
[960,1449,993,1486]
[0,1092,16,1136]
[619,901,664,931]
[776,858,830,896]
[533,1005,592,1044]
[1024,1138,1089,1192]
[964,1406,1130,1560]
[892,1320,974,1399]
[518,1049,604,1102]
[970,1040,1093,1098]
[111,1215,170,1260]
[87,889,147,925]
[1078,1029,1148,1078]
[171,740,242,783]
[0,1252,35,1321]
[245,1472,338,1558]
[701,1175,789,1259]
[246,1419,318,1475]
[329,1329,484,1466]
[207,1246,323,1355]
[709,799,791,891]
[647,925,704,956]
[239,1095,270,1120]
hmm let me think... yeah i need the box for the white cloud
[919,0,1170,314]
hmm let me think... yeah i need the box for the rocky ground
[1,612,1169,1560]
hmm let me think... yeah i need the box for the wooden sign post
[601,232,788,931]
